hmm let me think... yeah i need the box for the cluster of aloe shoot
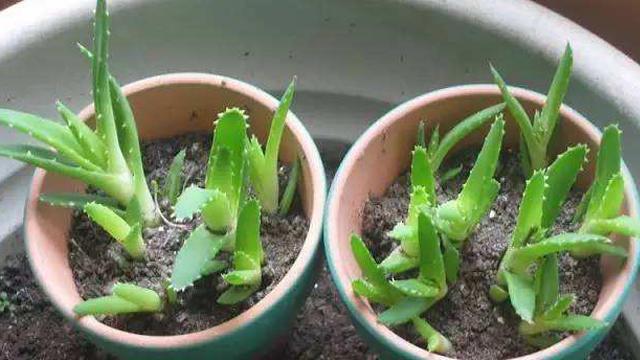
[0,0,300,316]
[350,44,640,354]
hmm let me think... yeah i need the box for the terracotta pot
[24,73,326,359]
[324,84,640,359]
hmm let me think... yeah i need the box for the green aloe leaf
[234,200,263,267]
[173,185,222,221]
[508,233,627,274]
[504,271,536,323]
[542,145,587,228]
[417,121,427,148]
[412,317,453,354]
[542,294,575,320]
[380,247,419,274]
[352,279,394,306]
[222,269,261,286]
[201,259,228,276]
[390,279,439,298]
[512,171,545,249]
[440,165,462,183]
[378,297,433,326]
[520,315,605,335]
[427,124,439,159]
[39,192,121,214]
[56,101,107,167]
[84,202,145,259]
[350,234,403,304]
[164,149,186,205]
[418,212,446,292]
[278,157,301,216]
[595,173,625,220]
[583,216,640,238]
[217,285,259,305]
[442,237,460,284]
[73,283,161,316]
[535,254,559,315]
[112,283,162,311]
[586,125,621,220]
[171,224,227,290]
[535,44,573,145]
[411,146,436,201]
[431,103,506,171]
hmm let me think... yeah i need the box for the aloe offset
[0,0,157,226]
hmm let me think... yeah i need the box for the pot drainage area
[0,139,635,360]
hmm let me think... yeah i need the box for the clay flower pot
[324,84,640,359]
[24,73,326,359]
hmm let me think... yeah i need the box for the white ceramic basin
[2,0,640,352]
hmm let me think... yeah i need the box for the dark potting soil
[68,133,309,335]
[0,141,632,359]
[362,149,604,359]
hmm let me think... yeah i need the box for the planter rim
[324,84,640,360]
[24,72,327,349]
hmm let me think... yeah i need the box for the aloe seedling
[576,125,640,240]
[492,44,573,175]
[0,0,157,225]
[218,200,263,304]
[433,116,505,243]
[84,197,145,259]
[162,149,187,206]
[247,78,296,214]
[74,283,162,316]
[173,108,247,234]
[351,212,452,354]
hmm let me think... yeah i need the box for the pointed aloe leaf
[380,247,419,274]
[207,108,247,202]
[520,314,606,335]
[350,234,403,302]
[542,145,587,228]
[535,44,573,145]
[491,65,537,160]
[378,297,432,326]
[432,102,506,171]
[56,101,107,167]
[173,185,221,221]
[418,212,446,292]
[442,237,460,284]
[201,193,233,233]
[39,193,121,214]
[0,144,128,203]
[223,269,261,286]
[399,187,430,256]
[595,173,625,220]
[265,78,295,174]
[201,259,228,276]
[391,279,439,298]
[112,283,162,311]
[352,279,394,306]
[519,131,532,177]
[278,157,300,216]
[411,146,436,202]
[164,149,186,205]
[535,254,559,315]
[427,124,439,159]
[84,202,131,245]
[457,116,505,218]
[504,271,536,322]
[412,317,453,354]
[512,171,545,248]
[584,216,640,238]
[74,295,140,316]
[171,225,227,290]
[235,199,262,265]
[573,186,593,223]
[543,294,575,320]
[124,196,142,226]
[92,0,129,175]
[489,285,509,302]
[587,125,622,219]
[508,233,626,274]
[217,285,258,305]
[387,224,414,243]
[416,121,426,148]
[122,223,145,259]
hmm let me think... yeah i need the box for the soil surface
[69,133,308,335]
[0,141,633,359]
[362,150,605,359]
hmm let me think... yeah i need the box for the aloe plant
[576,125,640,240]
[490,145,628,343]
[351,211,452,354]
[74,283,162,316]
[0,0,157,225]
[247,78,297,214]
[173,108,247,234]
[492,44,573,176]
[162,149,187,206]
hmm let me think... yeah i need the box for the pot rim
[24,72,327,349]
[324,84,640,360]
